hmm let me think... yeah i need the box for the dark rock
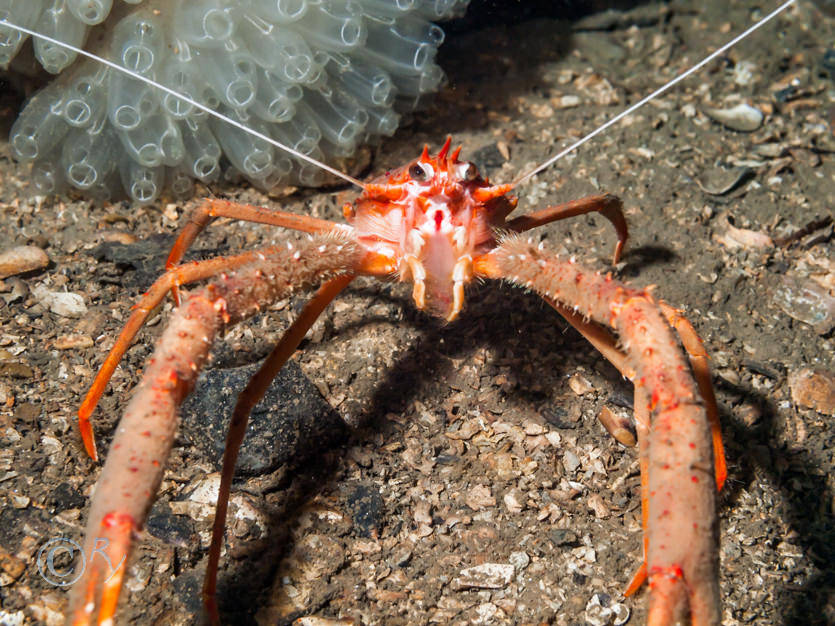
[181,359,347,476]
[88,234,175,289]
[343,482,385,539]
[146,503,196,548]
[47,483,85,512]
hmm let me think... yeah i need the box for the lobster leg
[549,300,661,599]
[166,199,345,303]
[506,193,628,264]
[69,235,360,626]
[659,303,726,490]
[202,275,354,625]
[79,246,314,461]
[548,300,635,379]
[68,294,221,626]
[623,305,727,603]
[555,299,727,600]
[475,235,721,625]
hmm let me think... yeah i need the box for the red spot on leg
[103,512,136,530]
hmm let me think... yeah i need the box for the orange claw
[624,561,648,596]
[77,405,98,461]
[69,512,134,626]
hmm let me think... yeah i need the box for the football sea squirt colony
[1,0,469,203]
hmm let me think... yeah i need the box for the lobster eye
[408,162,432,182]
[457,161,479,181]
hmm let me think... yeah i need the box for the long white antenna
[511,0,797,187]
[0,19,367,190]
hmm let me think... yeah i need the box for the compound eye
[408,162,433,182]
[457,161,479,181]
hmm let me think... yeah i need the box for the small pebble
[788,369,835,415]
[552,94,582,109]
[0,362,34,379]
[569,374,594,395]
[0,246,49,279]
[99,230,138,245]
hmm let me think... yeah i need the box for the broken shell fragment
[585,592,630,626]
[771,274,835,335]
[788,369,835,415]
[31,284,88,318]
[0,246,50,279]
[451,563,515,591]
[714,215,774,249]
[597,406,637,447]
[703,103,764,132]
[696,166,754,195]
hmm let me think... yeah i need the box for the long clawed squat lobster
[68,135,728,626]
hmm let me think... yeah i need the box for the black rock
[180,359,347,476]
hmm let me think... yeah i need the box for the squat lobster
[69,137,726,626]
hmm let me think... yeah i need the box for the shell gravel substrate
[2,0,469,204]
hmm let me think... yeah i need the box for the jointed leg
[166,199,347,303]
[549,299,635,379]
[69,236,360,626]
[546,284,726,601]
[505,193,628,264]
[477,237,721,625]
[659,303,727,490]
[202,275,354,625]
[624,386,652,597]
[550,299,651,595]
[80,246,307,460]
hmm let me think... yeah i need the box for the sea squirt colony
[1,0,469,203]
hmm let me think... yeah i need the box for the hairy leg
[69,236,360,625]
[202,275,354,625]
[476,236,720,626]
[506,193,628,264]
